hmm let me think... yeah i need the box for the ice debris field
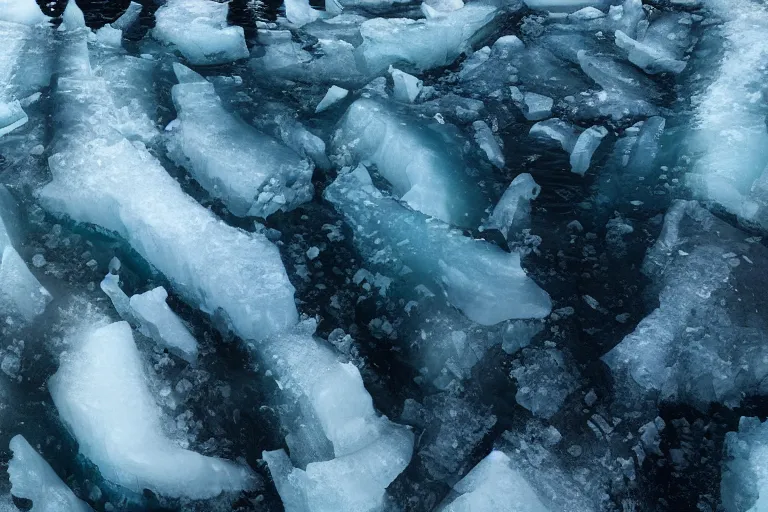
[0,0,766,510]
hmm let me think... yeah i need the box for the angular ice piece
[484,173,540,240]
[130,287,199,363]
[324,167,552,325]
[153,0,249,65]
[262,321,414,512]
[721,417,768,512]
[439,451,548,512]
[615,30,686,75]
[389,67,423,103]
[570,125,607,176]
[0,186,51,322]
[356,3,501,74]
[0,100,28,137]
[40,41,297,342]
[168,65,314,218]
[8,435,92,512]
[0,0,49,25]
[473,120,504,169]
[603,200,768,408]
[524,0,607,12]
[522,92,553,121]
[529,118,578,153]
[285,0,321,27]
[59,0,85,32]
[111,1,142,31]
[100,272,133,320]
[48,321,255,498]
[315,85,349,113]
[333,99,486,227]
[684,0,768,231]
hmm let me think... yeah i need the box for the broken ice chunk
[8,435,92,512]
[721,417,768,512]
[615,30,686,75]
[285,0,321,27]
[522,92,553,121]
[389,66,423,103]
[570,125,608,176]
[40,41,297,343]
[473,120,504,169]
[356,3,502,74]
[0,186,51,323]
[168,64,314,218]
[59,0,85,32]
[315,85,349,113]
[262,321,414,512]
[324,167,552,325]
[100,272,132,320]
[484,173,540,240]
[0,100,28,137]
[333,99,486,227]
[48,321,256,499]
[111,1,142,31]
[439,450,548,512]
[130,287,199,363]
[0,0,50,25]
[523,0,607,12]
[529,118,578,153]
[153,0,249,65]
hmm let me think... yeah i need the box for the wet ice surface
[0,0,766,510]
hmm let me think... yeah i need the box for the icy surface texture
[39,33,298,342]
[438,450,549,512]
[721,416,768,512]
[685,0,768,231]
[263,321,414,512]
[333,99,486,227]
[48,321,255,499]
[168,65,314,218]
[604,200,768,408]
[325,166,551,325]
[356,3,501,74]
[8,434,92,512]
[0,186,51,322]
[153,0,249,65]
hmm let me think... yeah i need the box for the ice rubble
[356,2,502,74]
[101,271,199,363]
[39,30,298,342]
[48,321,255,498]
[0,186,51,322]
[438,450,548,512]
[153,0,249,65]
[324,166,552,325]
[168,64,314,218]
[8,434,92,512]
[262,321,414,512]
[603,200,768,408]
[721,416,768,512]
[333,99,486,227]
[684,0,768,232]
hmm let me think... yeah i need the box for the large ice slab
[438,450,548,512]
[0,186,51,322]
[153,0,249,65]
[684,0,768,231]
[603,200,768,408]
[721,416,768,512]
[168,65,314,218]
[48,321,255,499]
[8,434,92,512]
[262,321,414,512]
[356,3,501,74]
[39,32,298,342]
[324,166,552,325]
[333,99,485,227]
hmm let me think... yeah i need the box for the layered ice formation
[262,321,414,512]
[168,64,314,218]
[333,99,486,226]
[153,0,249,65]
[39,30,298,342]
[48,321,255,499]
[8,434,93,512]
[324,166,552,325]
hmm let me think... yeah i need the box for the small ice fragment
[315,85,349,113]
[570,125,608,176]
[389,66,423,103]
